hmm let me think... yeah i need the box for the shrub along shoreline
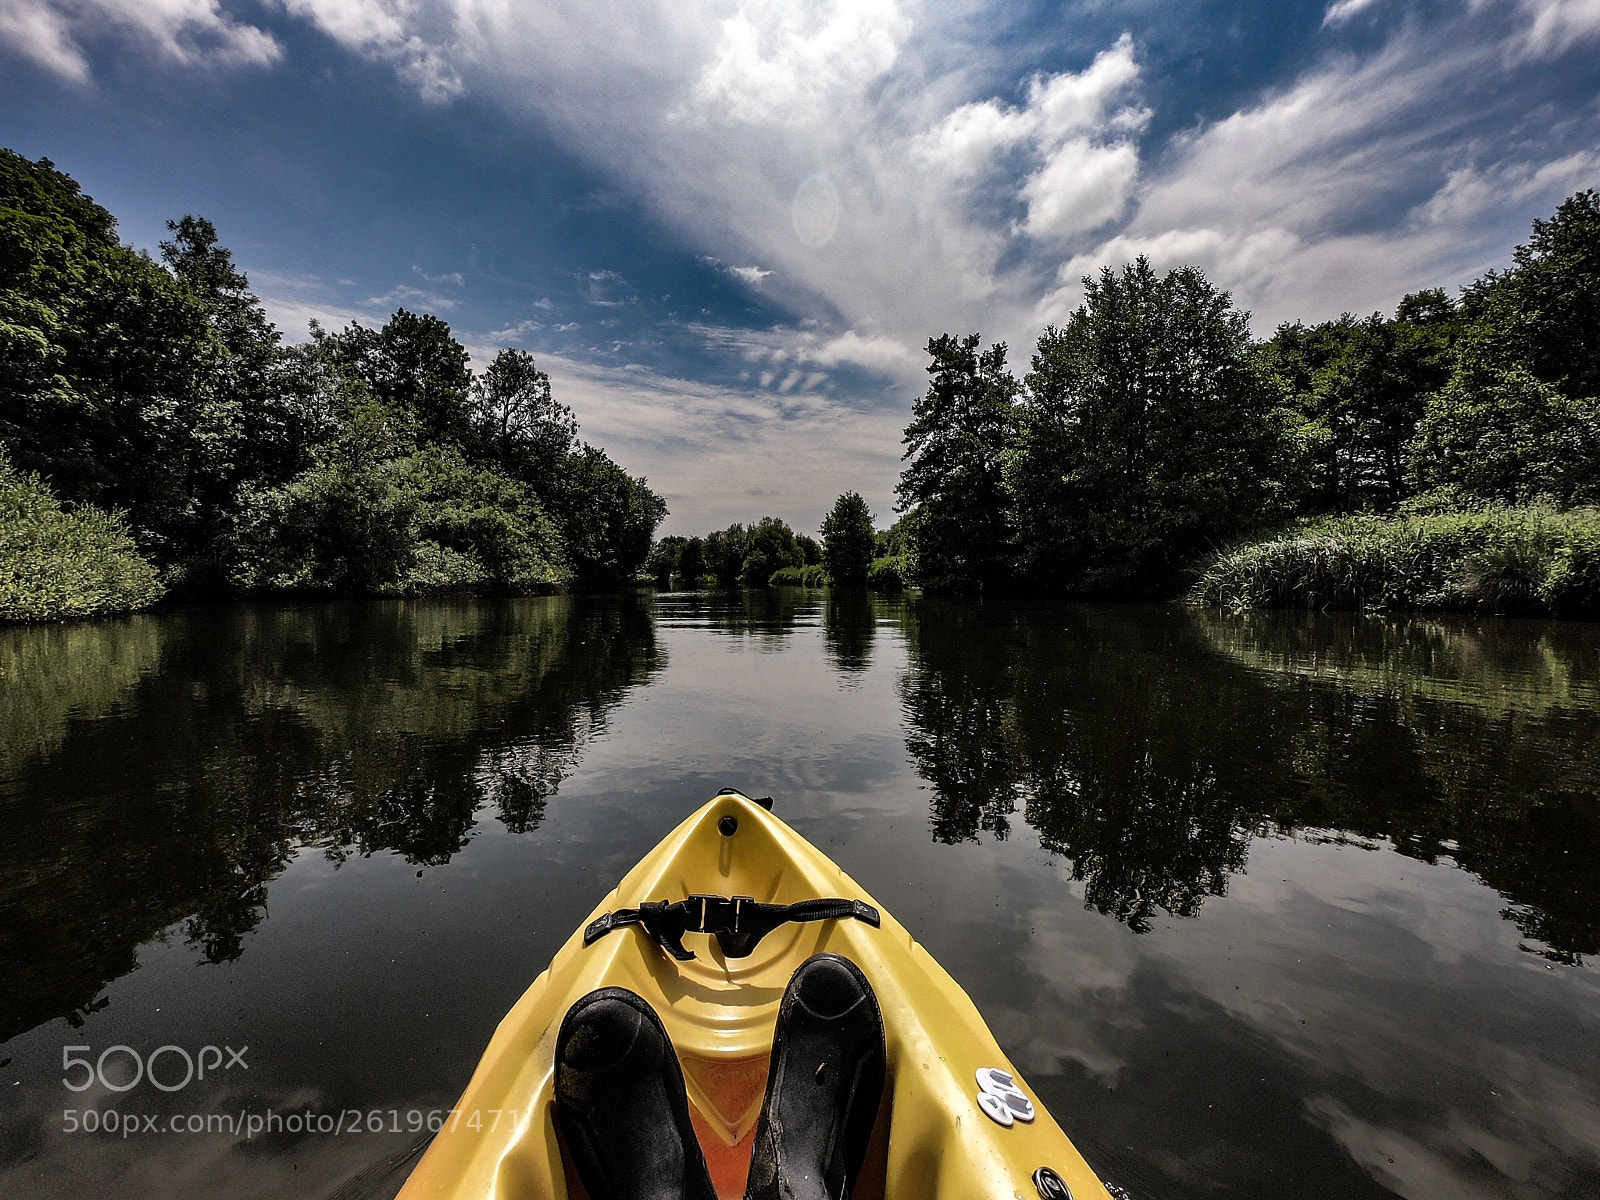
[0,450,163,623]
[1190,506,1600,619]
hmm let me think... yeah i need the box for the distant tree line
[646,493,911,590]
[0,150,665,620]
[894,190,1600,602]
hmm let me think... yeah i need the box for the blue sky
[3,1,1598,534]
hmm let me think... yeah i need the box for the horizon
[3,0,1597,535]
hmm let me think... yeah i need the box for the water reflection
[3,592,1599,1200]
[896,600,1600,958]
[658,587,809,641]
[0,594,661,1042]
[823,591,876,675]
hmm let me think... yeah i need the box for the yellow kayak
[397,790,1114,1200]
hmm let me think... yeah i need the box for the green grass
[0,449,164,623]
[1190,506,1600,618]
[769,564,830,587]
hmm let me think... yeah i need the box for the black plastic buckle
[687,894,753,935]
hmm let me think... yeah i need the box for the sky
[2,1,1598,535]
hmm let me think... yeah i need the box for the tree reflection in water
[823,590,876,675]
[0,594,661,1042]
[897,598,1600,955]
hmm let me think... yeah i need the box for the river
[1,591,1597,1199]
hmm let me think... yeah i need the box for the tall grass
[769,564,830,587]
[1190,506,1600,619]
[0,449,164,622]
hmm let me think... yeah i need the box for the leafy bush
[227,403,416,594]
[0,448,163,622]
[229,421,569,597]
[397,447,567,593]
[866,555,907,590]
[1543,521,1600,618]
[1191,506,1600,618]
[769,564,829,587]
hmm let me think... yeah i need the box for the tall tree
[548,445,667,585]
[1459,188,1600,399]
[470,348,576,496]
[896,333,1018,590]
[820,491,876,586]
[159,215,314,581]
[317,310,473,450]
[0,150,221,564]
[1262,303,1456,513]
[1408,190,1600,508]
[1008,258,1289,594]
[1408,354,1600,506]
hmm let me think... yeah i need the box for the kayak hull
[396,792,1111,1200]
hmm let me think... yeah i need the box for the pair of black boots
[554,953,886,1200]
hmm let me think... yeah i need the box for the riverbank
[1191,505,1600,618]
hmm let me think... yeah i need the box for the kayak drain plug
[719,816,738,836]
[1032,1167,1072,1200]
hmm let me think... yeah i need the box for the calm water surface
[2,591,1598,1199]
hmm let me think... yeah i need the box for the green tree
[1460,188,1600,398]
[317,310,473,450]
[0,150,224,564]
[1408,355,1600,506]
[158,215,315,583]
[398,446,568,593]
[896,334,1018,590]
[228,398,416,594]
[549,445,667,584]
[698,518,805,586]
[645,535,686,585]
[738,516,804,585]
[1009,258,1290,594]
[1262,304,1457,512]
[821,491,876,586]
[1409,191,1600,507]
[471,348,577,497]
[676,536,707,585]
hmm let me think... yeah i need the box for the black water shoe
[745,954,886,1200]
[554,987,718,1200]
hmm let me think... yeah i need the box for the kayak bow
[396,791,1113,1200]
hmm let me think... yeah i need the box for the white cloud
[1322,0,1385,26]
[255,269,462,337]
[691,0,909,125]
[1516,0,1600,56]
[729,265,772,285]
[1412,151,1600,226]
[1020,139,1141,239]
[689,323,922,382]
[364,282,457,309]
[535,354,906,534]
[277,0,463,100]
[917,33,1147,239]
[0,0,280,80]
[412,265,464,286]
[1046,24,1600,330]
[488,318,544,341]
